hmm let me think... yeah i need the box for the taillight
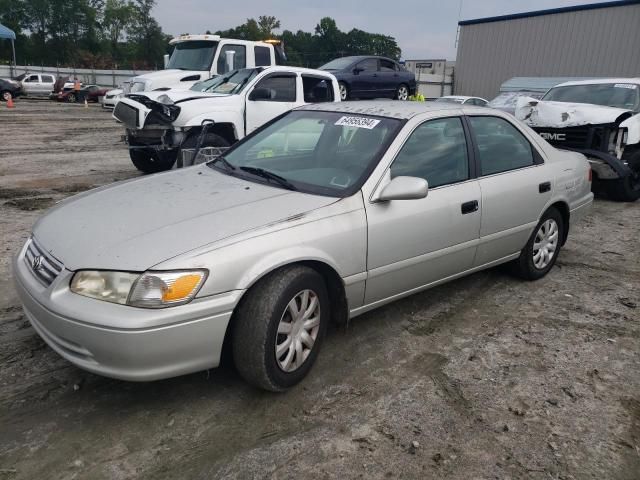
[588,167,592,183]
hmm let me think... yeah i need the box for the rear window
[254,46,271,67]
[302,76,334,103]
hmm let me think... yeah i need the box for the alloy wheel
[275,289,321,372]
[2,91,11,101]
[339,83,348,101]
[397,85,408,100]
[532,219,559,269]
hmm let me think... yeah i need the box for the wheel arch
[219,259,349,365]
[545,201,570,245]
[184,122,239,145]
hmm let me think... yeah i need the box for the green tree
[103,0,134,58]
[257,15,280,38]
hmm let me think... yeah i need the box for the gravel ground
[0,100,638,480]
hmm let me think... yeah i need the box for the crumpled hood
[133,69,206,90]
[141,89,233,103]
[515,97,633,127]
[33,166,337,272]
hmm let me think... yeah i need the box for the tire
[395,84,409,101]
[606,149,640,202]
[1,90,12,102]
[338,81,349,101]
[66,93,76,103]
[232,265,330,392]
[178,132,231,168]
[129,149,177,174]
[512,207,564,280]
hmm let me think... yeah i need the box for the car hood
[133,69,207,88]
[515,97,634,127]
[32,166,337,272]
[141,89,234,103]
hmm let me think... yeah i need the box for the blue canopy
[0,23,16,40]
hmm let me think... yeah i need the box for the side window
[25,75,39,83]
[217,44,247,73]
[357,58,378,72]
[390,117,469,189]
[252,75,296,102]
[302,76,334,103]
[469,116,535,176]
[41,75,54,83]
[254,46,271,67]
[379,59,396,72]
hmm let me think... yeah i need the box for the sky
[152,0,603,60]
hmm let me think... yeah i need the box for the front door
[364,116,481,304]
[467,115,553,266]
[245,73,299,135]
[351,58,379,98]
[22,74,41,95]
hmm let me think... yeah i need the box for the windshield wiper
[239,166,297,191]
[209,155,236,171]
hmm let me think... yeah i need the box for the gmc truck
[114,66,339,173]
[516,78,640,202]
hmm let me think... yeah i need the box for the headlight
[70,270,207,308]
[154,95,181,122]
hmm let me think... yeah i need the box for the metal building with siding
[454,0,640,100]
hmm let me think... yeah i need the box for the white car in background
[102,89,123,109]
[435,95,488,106]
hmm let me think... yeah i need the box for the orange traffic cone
[7,97,15,108]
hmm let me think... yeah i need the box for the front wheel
[338,82,349,101]
[1,90,12,102]
[232,266,329,391]
[129,149,177,174]
[512,207,564,280]
[178,132,231,168]
[606,150,640,202]
[66,93,76,103]
[395,84,409,100]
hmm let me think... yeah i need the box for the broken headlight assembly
[70,269,208,308]
[155,94,181,122]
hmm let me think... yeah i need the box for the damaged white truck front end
[516,79,640,202]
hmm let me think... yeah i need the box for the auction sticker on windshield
[335,116,381,129]
[614,84,638,89]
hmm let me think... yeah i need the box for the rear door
[40,75,55,94]
[244,73,298,135]
[467,114,553,266]
[377,59,399,97]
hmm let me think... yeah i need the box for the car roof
[441,95,488,101]
[298,100,463,120]
[554,78,640,88]
[328,55,396,62]
[261,66,335,77]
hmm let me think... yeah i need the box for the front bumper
[13,243,241,381]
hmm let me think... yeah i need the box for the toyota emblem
[32,255,44,271]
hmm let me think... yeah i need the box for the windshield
[542,83,640,110]
[191,69,260,94]
[167,41,218,71]
[320,57,355,71]
[209,110,402,197]
[488,92,543,109]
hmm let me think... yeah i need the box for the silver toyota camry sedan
[14,101,593,391]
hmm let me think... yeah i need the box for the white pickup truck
[125,34,286,94]
[114,66,340,173]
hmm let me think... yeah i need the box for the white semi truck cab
[125,35,286,94]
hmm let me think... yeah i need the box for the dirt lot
[0,100,639,480]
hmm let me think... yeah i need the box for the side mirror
[377,176,428,202]
[249,88,271,101]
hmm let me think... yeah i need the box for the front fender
[180,110,243,130]
[621,113,640,145]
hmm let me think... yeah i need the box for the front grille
[534,126,591,150]
[24,238,63,287]
[113,101,139,128]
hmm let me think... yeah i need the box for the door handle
[539,181,551,193]
[461,200,479,215]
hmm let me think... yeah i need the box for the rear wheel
[1,90,12,102]
[232,266,329,391]
[129,149,177,174]
[513,207,564,280]
[395,84,409,100]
